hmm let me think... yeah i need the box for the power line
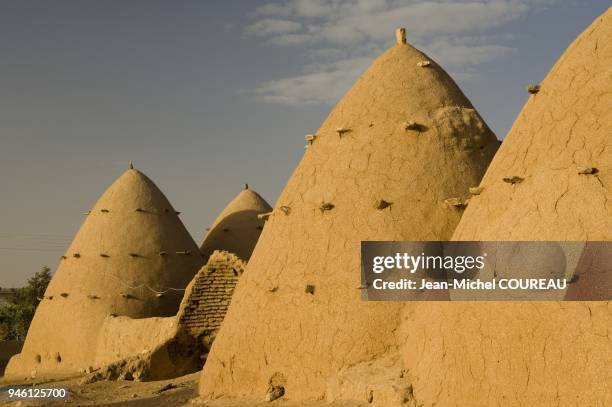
[0,247,66,252]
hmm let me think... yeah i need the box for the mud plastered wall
[88,251,246,381]
[95,316,178,368]
[93,315,201,381]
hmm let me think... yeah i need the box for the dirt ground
[0,372,365,406]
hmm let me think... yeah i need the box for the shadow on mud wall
[0,340,24,376]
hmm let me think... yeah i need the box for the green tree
[0,266,52,340]
[15,266,52,308]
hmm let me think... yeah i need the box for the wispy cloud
[252,57,372,105]
[245,18,303,36]
[244,0,559,105]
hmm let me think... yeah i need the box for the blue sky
[0,1,609,286]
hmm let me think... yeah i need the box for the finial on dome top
[129,162,134,170]
[395,27,406,45]
[244,183,249,190]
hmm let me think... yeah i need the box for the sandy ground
[0,372,365,406]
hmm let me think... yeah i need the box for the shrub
[0,266,51,341]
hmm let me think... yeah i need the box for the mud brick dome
[402,10,612,406]
[199,28,499,402]
[6,166,203,378]
[453,10,611,241]
[200,185,272,262]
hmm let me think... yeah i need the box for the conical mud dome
[453,12,611,240]
[6,167,203,378]
[200,185,272,262]
[402,10,612,406]
[200,29,499,401]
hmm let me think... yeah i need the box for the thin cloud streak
[243,0,559,105]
